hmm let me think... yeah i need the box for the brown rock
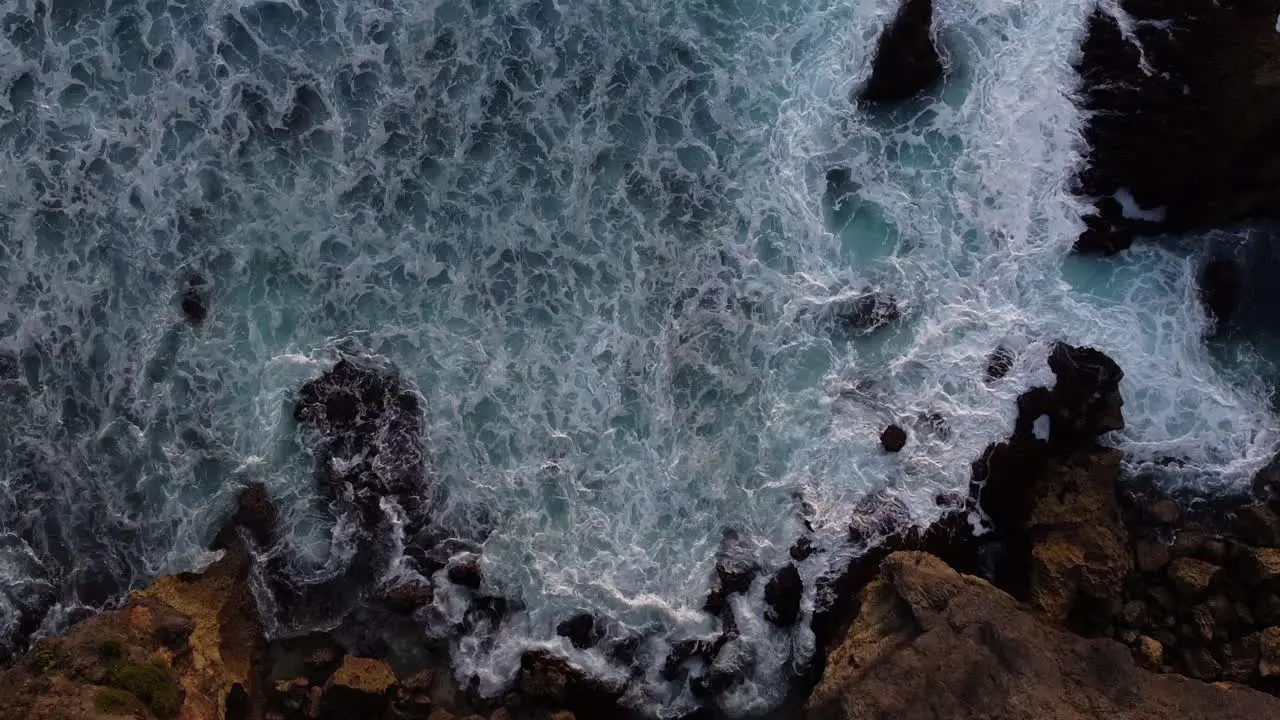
[1120,600,1148,626]
[488,710,513,720]
[1230,504,1280,547]
[1168,557,1220,598]
[550,713,576,720]
[1133,636,1163,671]
[1144,499,1181,525]
[1134,537,1172,574]
[1242,547,1280,585]
[1172,532,1227,564]
[1262,626,1280,678]
[322,656,396,718]
[1191,604,1216,642]
[427,711,457,720]
[805,552,1280,720]
[383,581,433,615]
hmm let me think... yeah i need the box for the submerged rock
[179,272,209,325]
[556,612,604,650]
[831,293,899,334]
[984,345,1015,381]
[858,0,944,104]
[805,552,1280,720]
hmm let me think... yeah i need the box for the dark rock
[1144,499,1181,526]
[320,656,396,719]
[703,530,759,615]
[985,346,1015,381]
[1201,256,1240,328]
[764,564,803,627]
[1073,1,1280,250]
[1168,557,1220,598]
[516,650,620,714]
[447,559,482,590]
[1133,538,1171,574]
[879,424,907,453]
[830,293,900,334]
[381,581,433,615]
[556,613,604,650]
[859,0,944,104]
[790,537,816,562]
[1229,504,1280,547]
[1171,532,1228,565]
[214,483,279,552]
[179,272,209,325]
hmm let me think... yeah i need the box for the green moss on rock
[107,659,184,717]
[94,686,143,715]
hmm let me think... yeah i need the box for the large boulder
[1074,0,1280,253]
[859,0,945,104]
[806,552,1280,720]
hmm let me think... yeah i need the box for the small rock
[1134,636,1163,671]
[556,612,603,650]
[1120,600,1148,626]
[985,346,1015,381]
[383,581,433,615]
[426,711,457,720]
[1242,547,1280,586]
[764,564,803,627]
[1261,627,1280,677]
[1229,504,1280,547]
[322,657,397,718]
[1144,499,1181,525]
[1133,537,1171,574]
[550,713,576,720]
[1167,557,1220,598]
[880,424,907,452]
[447,559,483,589]
[1180,646,1223,680]
[1171,532,1227,564]
[789,537,816,562]
[488,711,512,720]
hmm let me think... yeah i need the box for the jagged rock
[382,581,433,616]
[321,657,396,718]
[1242,547,1280,586]
[859,0,944,104]
[1144,499,1182,526]
[805,552,1280,720]
[879,425,907,453]
[1168,557,1221,598]
[764,564,803,627]
[985,346,1015,382]
[556,613,604,650]
[703,530,760,615]
[515,651,619,714]
[447,559,483,590]
[790,537,816,562]
[0,485,274,720]
[1074,0,1280,252]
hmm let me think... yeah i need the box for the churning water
[0,0,1275,715]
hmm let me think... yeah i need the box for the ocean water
[0,0,1276,715]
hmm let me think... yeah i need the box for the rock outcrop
[859,0,945,104]
[1074,0,1280,253]
[0,485,270,720]
[806,552,1280,719]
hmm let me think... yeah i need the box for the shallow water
[0,0,1275,715]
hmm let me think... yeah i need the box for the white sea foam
[0,0,1275,715]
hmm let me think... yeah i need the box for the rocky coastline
[4,0,1280,719]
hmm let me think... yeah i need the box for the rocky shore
[4,1,1280,719]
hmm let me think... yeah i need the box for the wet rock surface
[1074,0,1280,252]
[858,0,944,104]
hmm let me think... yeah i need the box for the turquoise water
[0,0,1275,715]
